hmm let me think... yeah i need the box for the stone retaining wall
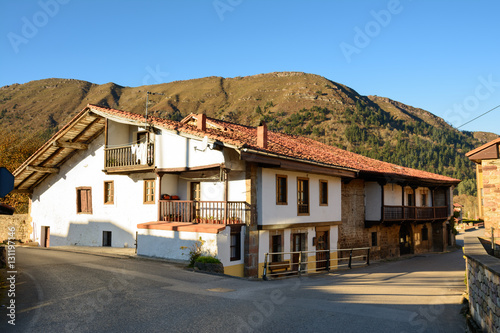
[0,214,32,243]
[464,235,500,332]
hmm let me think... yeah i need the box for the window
[137,132,148,144]
[76,187,92,214]
[271,234,283,262]
[421,193,427,207]
[371,232,378,247]
[276,175,287,205]
[319,180,328,206]
[422,226,428,241]
[407,192,415,206]
[230,230,241,261]
[144,179,155,204]
[104,181,114,204]
[297,178,309,215]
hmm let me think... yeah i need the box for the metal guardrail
[262,247,370,280]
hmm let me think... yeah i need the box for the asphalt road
[1,234,475,333]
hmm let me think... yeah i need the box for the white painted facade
[137,226,245,270]
[31,133,157,247]
[30,118,244,248]
[156,130,225,169]
[257,168,342,226]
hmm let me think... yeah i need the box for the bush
[195,256,221,264]
[180,237,205,267]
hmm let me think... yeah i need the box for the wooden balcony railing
[159,200,250,224]
[383,205,449,221]
[105,144,154,168]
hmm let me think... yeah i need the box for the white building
[13,104,460,278]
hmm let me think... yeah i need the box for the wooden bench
[268,260,290,275]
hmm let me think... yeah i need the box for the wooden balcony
[159,200,249,224]
[104,144,154,173]
[383,205,449,221]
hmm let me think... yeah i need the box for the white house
[13,104,460,278]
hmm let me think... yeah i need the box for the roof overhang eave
[239,147,359,178]
[359,171,461,187]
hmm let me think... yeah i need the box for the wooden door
[316,230,329,271]
[190,182,201,221]
[399,223,412,255]
[432,222,444,252]
[292,233,306,272]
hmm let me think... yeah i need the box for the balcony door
[190,182,201,221]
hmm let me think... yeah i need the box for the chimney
[197,114,206,131]
[257,122,268,149]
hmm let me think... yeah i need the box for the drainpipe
[157,173,163,221]
[223,168,229,223]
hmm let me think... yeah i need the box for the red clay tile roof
[88,105,460,184]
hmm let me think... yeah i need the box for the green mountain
[1,72,497,212]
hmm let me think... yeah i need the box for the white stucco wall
[156,131,225,169]
[365,182,381,221]
[137,226,245,269]
[31,133,158,247]
[415,187,432,206]
[107,121,129,146]
[384,183,403,206]
[258,168,342,226]
[137,229,219,260]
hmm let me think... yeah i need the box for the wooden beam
[53,141,88,150]
[26,166,59,173]
[258,221,342,230]
[10,189,33,194]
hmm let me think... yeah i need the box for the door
[102,231,112,247]
[190,182,201,221]
[42,226,50,247]
[316,230,329,271]
[432,222,444,252]
[399,223,412,255]
[292,233,306,272]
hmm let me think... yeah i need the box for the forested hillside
[1,72,497,213]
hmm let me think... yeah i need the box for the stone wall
[482,158,500,239]
[339,179,366,249]
[340,180,439,260]
[464,234,500,333]
[0,214,32,243]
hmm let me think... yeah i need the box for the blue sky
[1,0,499,134]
